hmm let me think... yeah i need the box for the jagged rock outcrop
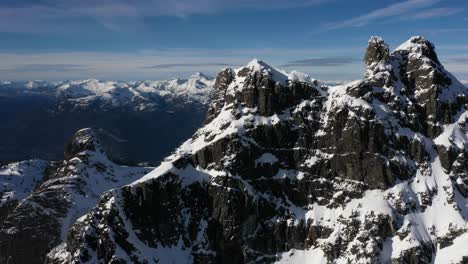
[0,129,152,264]
[42,37,468,264]
[205,68,235,124]
[364,36,390,66]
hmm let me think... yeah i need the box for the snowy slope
[28,37,468,264]
[0,128,153,264]
[0,159,49,206]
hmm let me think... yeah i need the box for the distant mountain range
[0,73,214,164]
[0,72,213,111]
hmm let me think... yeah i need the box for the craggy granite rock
[47,37,468,264]
[395,37,466,137]
[64,129,100,160]
[0,129,151,264]
[205,68,235,124]
[0,36,458,264]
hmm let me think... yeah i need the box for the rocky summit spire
[362,35,468,138]
[0,128,151,264]
[394,35,440,64]
[364,36,389,66]
[64,128,102,160]
[205,68,236,124]
[213,59,320,116]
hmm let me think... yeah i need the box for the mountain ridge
[0,74,215,163]
[0,128,153,263]
[0,73,215,111]
[44,36,467,263]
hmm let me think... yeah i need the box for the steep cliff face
[48,37,467,264]
[0,129,152,264]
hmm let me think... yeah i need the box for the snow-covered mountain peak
[244,58,269,70]
[365,35,467,107]
[185,72,213,90]
[0,74,216,112]
[368,35,385,44]
[202,58,322,121]
[57,79,129,97]
[233,58,318,88]
[364,36,390,66]
[0,128,153,263]
[64,128,103,159]
[395,35,434,51]
[237,58,290,85]
[189,72,210,80]
[25,81,41,89]
[394,35,440,63]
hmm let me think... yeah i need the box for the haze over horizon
[1,0,468,81]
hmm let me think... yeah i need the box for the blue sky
[0,0,468,81]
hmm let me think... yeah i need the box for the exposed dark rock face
[388,37,465,138]
[64,129,100,160]
[205,68,235,124]
[13,36,468,263]
[364,36,390,66]
[0,129,152,264]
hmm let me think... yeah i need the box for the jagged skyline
[0,0,467,81]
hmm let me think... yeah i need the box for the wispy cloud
[0,64,89,72]
[443,54,468,80]
[1,48,464,83]
[0,0,331,33]
[281,57,358,67]
[142,62,234,69]
[450,58,468,63]
[438,44,468,51]
[408,7,463,19]
[0,46,364,81]
[422,28,468,35]
[322,0,461,30]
